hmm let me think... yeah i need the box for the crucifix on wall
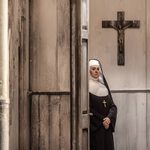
[102,11,140,65]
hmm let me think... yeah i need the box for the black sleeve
[103,76,117,132]
[90,108,104,132]
[90,93,105,132]
[90,107,104,121]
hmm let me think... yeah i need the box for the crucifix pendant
[102,100,107,108]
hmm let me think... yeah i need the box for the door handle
[89,113,93,116]
[82,112,93,129]
[82,113,89,129]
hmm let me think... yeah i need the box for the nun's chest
[90,94,111,112]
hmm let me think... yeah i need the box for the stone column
[0,0,9,149]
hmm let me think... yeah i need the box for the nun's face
[90,65,101,79]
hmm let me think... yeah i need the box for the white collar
[89,79,108,97]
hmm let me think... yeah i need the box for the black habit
[90,76,117,150]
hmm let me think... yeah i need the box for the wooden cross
[102,100,107,108]
[102,11,140,65]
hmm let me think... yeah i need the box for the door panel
[81,0,90,149]
[29,0,70,92]
[31,95,70,150]
[81,41,89,149]
[29,0,71,149]
[113,93,146,150]
[19,0,90,149]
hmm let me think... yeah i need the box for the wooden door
[19,0,71,149]
[89,0,150,150]
[19,0,90,150]
[29,3,71,148]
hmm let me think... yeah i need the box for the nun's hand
[103,117,111,129]
[103,117,111,125]
[103,123,109,129]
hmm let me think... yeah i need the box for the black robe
[90,77,117,150]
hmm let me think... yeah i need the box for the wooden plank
[9,0,19,149]
[70,1,78,149]
[49,96,60,150]
[19,0,30,149]
[59,95,70,150]
[39,95,50,150]
[82,130,88,150]
[31,95,40,150]
[31,95,71,150]
[81,39,89,150]
[29,0,57,91]
[57,0,70,91]
[147,93,150,150]
[81,41,88,112]
[147,0,150,89]
[30,0,70,92]
[147,1,150,149]
[70,0,87,149]
[112,93,147,150]
[136,94,147,150]
[81,0,88,28]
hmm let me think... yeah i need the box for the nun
[89,59,117,150]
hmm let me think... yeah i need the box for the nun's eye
[91,67,95,70]
[91,67,99,71]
